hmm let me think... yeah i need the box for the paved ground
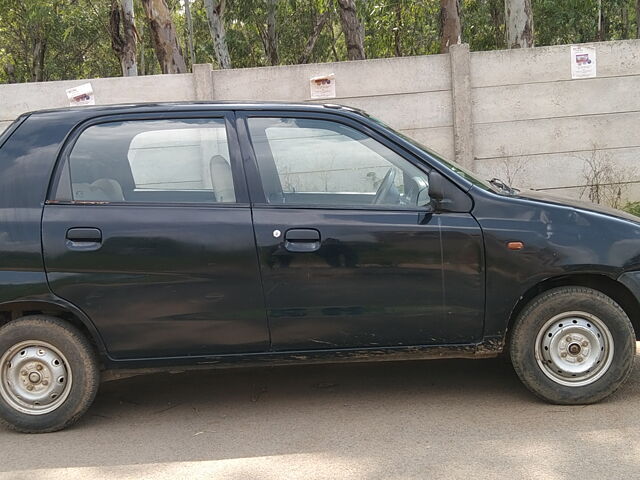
[2,348,640,480]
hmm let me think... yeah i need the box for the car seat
[209,155,235,203]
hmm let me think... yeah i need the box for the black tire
[510,286,636,404]
[0,316,100,433]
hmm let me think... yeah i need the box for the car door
[42,112,269,359]
[239,111,485,351]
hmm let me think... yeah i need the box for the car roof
[23,101,368,119]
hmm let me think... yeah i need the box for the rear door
[239,111,484,351]
[42,112,269,359]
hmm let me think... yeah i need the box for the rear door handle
[284,228,321,253]
[66,227,102,251]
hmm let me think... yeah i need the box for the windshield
[366,115,497,192]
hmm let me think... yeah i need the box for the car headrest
[209,155,235,203]
[91,179,125,201]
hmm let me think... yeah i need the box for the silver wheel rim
[0,341,73,415]
[535,311,614,387]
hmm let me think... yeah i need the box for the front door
[42,113,269,359]
[241,112,484,351]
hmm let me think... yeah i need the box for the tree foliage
[0,0,120,83]
[1,0,639,83]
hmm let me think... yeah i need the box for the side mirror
[428,170,445,201]
[412,176,431,207]
[427,169,473,213]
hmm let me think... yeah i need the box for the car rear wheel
[0,316,99,433]
[510,286,636,404]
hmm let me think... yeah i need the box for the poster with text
[571,45,597,79]
[66,83,95,106]
[310,74,336,99]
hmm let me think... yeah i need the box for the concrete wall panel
[336,91,452,130]
[474,111,640,159]
[0,74,194,121]
[398,126,455,160]
[473,75,640,124]
[0,121,12,134]
[211,55,451,101]
[475,147,640,202]
[471,40,640,88]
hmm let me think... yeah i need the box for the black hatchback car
[0,102,639,433]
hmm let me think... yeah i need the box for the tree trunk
[394,2,402,57]
[265,0,279,66]
[505,0,533,48]
[203,0,232,69]
[109,0,138,77]
[490,0,505,49]
[299,12,330,64]
[184,0,196,68]
[139,28,146,75]
[31,36,46,82]
[440,0,461,53]
[3,63,17,84]
[622,2,629,39]
[329,22,341,62]
[596,0,610,41]
[597,0,604,41]
[336,0,365,60]
[141,0,187,74]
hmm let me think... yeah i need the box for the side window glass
[247,117,430,208]
[68,118,235,204]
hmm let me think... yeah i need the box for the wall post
[448,44,474,171]
[193,63,214,101]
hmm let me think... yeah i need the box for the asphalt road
[2,347,640,480]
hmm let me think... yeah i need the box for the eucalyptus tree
[109,0,138,76]
[184,0,196,68]
[336,0,365,59]
[264,0,279,65]
[140,0,187,73]
[203,0,232,68]
[533,0,634,46]
[440,0,462,52]
[0,0,118,83]
[505,0,533,47]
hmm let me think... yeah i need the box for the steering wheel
[373,168,396,205]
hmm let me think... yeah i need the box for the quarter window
[247,117,430,208]
[67,118,236,204]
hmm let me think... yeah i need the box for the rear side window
[66,118,236,204]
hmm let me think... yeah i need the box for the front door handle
[284,228,321,253]
[66,227,102,251]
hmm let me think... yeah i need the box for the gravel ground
[1,347,640,480]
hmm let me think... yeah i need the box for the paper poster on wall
[570,45,597,79]
[310,73,336,99]
[66,83,95,106]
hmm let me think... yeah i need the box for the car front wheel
[0,315,100,433]
[510,286,636,404]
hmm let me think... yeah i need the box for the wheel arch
[505,273,640,345]
[0,298,107,363]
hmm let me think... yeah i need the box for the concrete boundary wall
[1,39,640,201]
